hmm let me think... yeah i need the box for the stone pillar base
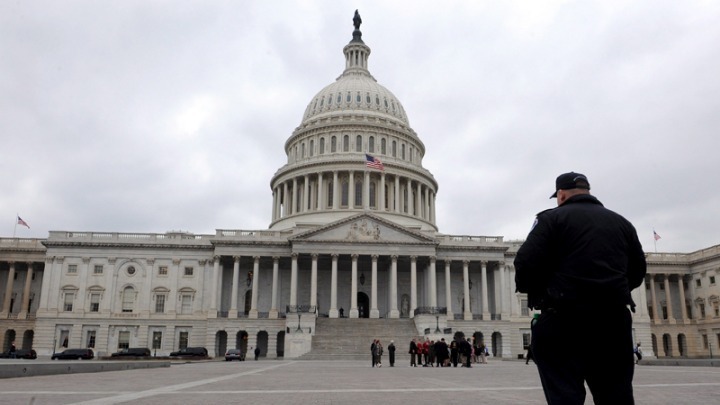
[249,309,258,319]
[350,309,359,318]
[269,309,278,319]
[388,309,399,319]
[370,309,379,318]
[329,309,339,318]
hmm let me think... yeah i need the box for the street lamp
[296,312,302,333]
[435,315,441,333]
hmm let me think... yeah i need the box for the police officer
[515,172,646,405]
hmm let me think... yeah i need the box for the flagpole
[13,214,18,238]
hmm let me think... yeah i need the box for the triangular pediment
[290,213,436,245]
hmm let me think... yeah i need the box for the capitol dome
[269,11,438,232]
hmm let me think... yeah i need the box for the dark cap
[550,172,590,198]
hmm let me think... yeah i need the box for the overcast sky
[2,1,719,254]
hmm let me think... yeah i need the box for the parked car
[225,349,243,361]
[111,347,151,357]
[51,348,94,360]
[0,349,37,359]
[169,347,208,357]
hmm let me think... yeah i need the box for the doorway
[357,292,369,318]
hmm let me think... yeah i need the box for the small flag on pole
[653,230,661,241]
[365,154,384,171]
[17,215,30,229]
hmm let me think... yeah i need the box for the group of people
[370,339,396,367]
[407,337,489,368]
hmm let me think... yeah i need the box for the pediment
[290,213,436,245]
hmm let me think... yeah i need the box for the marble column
[350,254,358,318]
[499,262,509,319]
[389,255,399,318]
[664,275,675,323]
[283,182,289,217]
[649,275,660,322]
[310,254,318,309]
[364,171,370,209]
[394,176,400,213]
[290,254,298,307]
[481,261,490,319]
[678,276,688,322]
[303,175,310,212]
[410,256,417,318]
[370,255,379,318]
[292,178,298,214]
[329,254,338,318]
[230,256,240,314]
[210,257,220,315]
[380,173,386,211]
[269,257,279,319]
[333,171,339,210]
[1,262,16,316]
[445,260,453,317]
[429,256,437,307]
[463,260,471,320]
[19,262,34,317]
[249,256,260,319]
[317,172,324,210]
[348,171,355,209]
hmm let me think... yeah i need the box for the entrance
[358,292,369,318]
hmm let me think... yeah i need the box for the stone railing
[414,306,447,315]
[437,235,504,245]
[47,231,212,243]
[0,238,46,250]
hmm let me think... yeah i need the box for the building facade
[1,14,718,360]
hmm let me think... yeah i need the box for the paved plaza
[0,359,718,405]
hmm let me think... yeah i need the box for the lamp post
[296,312,302,333]
[435,315,441,333]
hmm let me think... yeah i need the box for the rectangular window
[67,264,77,274]
[522,332,531,349]
[86,331,96,348]
[93,265,103,274]
[696,279,702,288]
[60,330,69,348]
[179,331,189,350]
[89,293,100,312]
[700,303,706,318]
[63,293,74,312]
[118,331,130,350]
[155,295,166,313]
[659,283,665,290]
[122,290,134,313]
[184,267,193,276]
[153,331,163,349]
[714,303,719,318]
[158,266,168,275]
[710,276,716,285]
[702,334,709,349]
[181,294,192,314]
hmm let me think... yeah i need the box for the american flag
[653,230,661,241]
[365,154,384,171]
[17,215,30,229]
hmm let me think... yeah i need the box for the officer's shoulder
[535,208,555,217]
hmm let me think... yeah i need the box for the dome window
[391,101,396,112]
[384,98,388,108]
[320,138,325,154]
[346,92,351,103]
[320,98,324,107]
[356,135,362,151]
[331,136,337,152]
[356,92,361,104]
[343,135,349,152]
[376,96,380,105]
[328,94,333,105]
[369,136,375,153]
[366,93,371,104]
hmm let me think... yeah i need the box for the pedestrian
[449,340,459,367]
[525,346,534,365]
[374,340,384,367]
[253,346,260,361]
[388,340,396,367]
[409,338,418,367]
[339,307,344,318]
[515,171,647,405]
[371,339,377,367]
[634,343,643,364]
[9,341,16,359]
[478,341,488,364]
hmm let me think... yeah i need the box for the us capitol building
[1,13,719,361]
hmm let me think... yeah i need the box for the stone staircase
[296,317,420,361]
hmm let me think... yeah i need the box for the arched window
[409,146,413,162]
[122,286,135,313]
[369,182,376,208]
[356,135,362,152]
[355,180,363,207]
[369,136,375,153]
[309,140,314,157]
[381,138,386,155]
[343,135,349,152]
[331,136,337,152]
[401,144,406,160]
[319,138,325,154]
[301,143,306,158]
[392,141,397,157]
[327,182,333,207]
[341,180,349,206]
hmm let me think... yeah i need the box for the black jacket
[514,194,646,311]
